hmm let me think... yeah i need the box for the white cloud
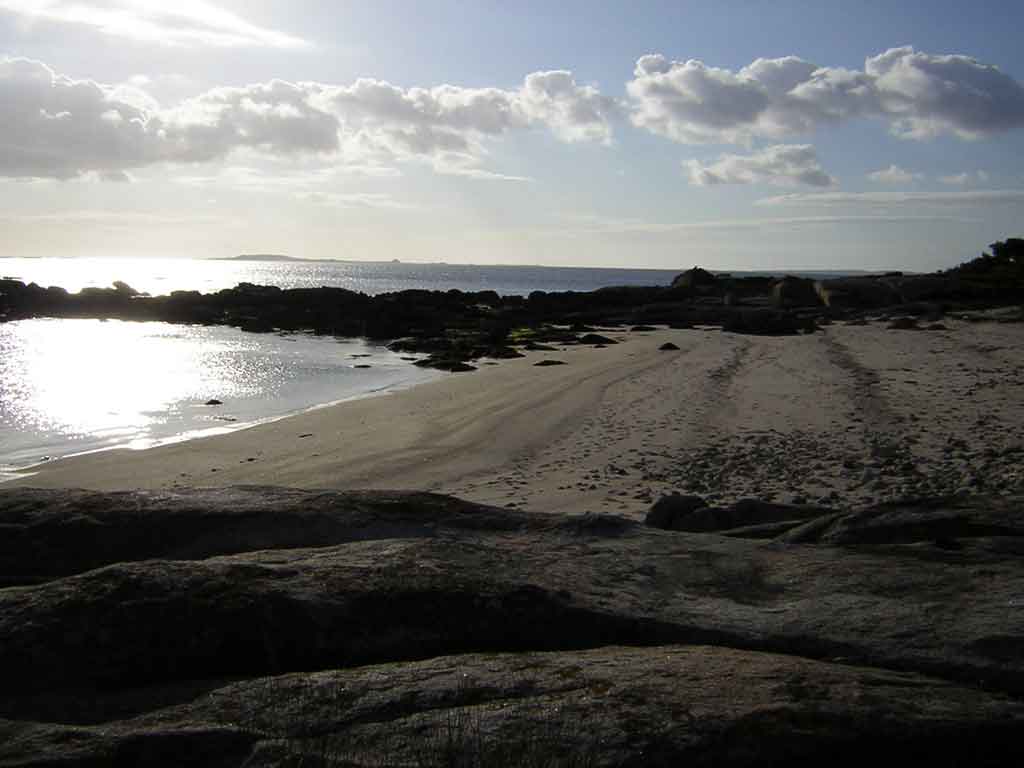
[757,189,1024,207]
[0,56,615,180]
[867,164,921,184]
[0,0,309,48]
[519,70,618,144]
[938,170,990,185]
[628,46,1024,145]
[686,144,835,187]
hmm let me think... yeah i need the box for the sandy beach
[10,320,1023,515]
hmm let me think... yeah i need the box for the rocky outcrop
[647,496,835,534]
[0,487,1023,764]
[0,486,1023,766]
[671,267,718,291]
[815,277,902,309]
[645,493,707,528]
[3,645,1022,768]
[721,308,816,335]
[772,276,822,308]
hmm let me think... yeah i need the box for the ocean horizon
[0,256,872,298]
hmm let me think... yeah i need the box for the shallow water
[0,318,440,473]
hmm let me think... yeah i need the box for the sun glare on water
[1,318,254,442]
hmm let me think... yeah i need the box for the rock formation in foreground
[1,486,1023,766]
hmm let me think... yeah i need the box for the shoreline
[10,320,1024,516]
[2,369,441,482]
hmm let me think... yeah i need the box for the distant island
[217,254,306,262]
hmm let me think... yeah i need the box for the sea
[0,257,852,477]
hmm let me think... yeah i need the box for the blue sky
[2,1,1023,270]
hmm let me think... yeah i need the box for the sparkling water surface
[0,318,439,474]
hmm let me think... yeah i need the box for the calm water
[0,318,439,475]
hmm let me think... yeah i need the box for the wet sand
[10,321,1024,515]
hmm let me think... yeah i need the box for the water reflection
[0,318,438,469]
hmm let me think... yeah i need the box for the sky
[2,1,1024,271]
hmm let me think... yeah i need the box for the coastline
[11,320,1024,516]
[1,368,441,483]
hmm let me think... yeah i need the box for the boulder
[578,333,618,345]
[413,356,477,372]
[772,276,822,308]
[815,278,901,309]
[533,359,566,367]
[645,493,707,529]
[659,342,681,351]
[671,267,718,291]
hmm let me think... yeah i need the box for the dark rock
[816,278,902,309]
[204,399,223,406]
[779,494,1024,548]
[578,333,617,345]
[722,309,815,336]
[3,646,1022,767]
[353,364,371,369]
[671,267,718,290]
[1,487,1024,765]
[659,342,681,351]
[485,346,525,359]
[413,356,476,372]
[888,317,920,330]
[533,359,566,367]
[772,276,822,308]
[645,493,706,529]
[654,497,835,534]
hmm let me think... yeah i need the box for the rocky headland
[1,486,1023,766]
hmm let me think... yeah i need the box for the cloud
[938,170,990,185]
[628,46,1024,145]
[756,189,1024,207]
[0,56,615,179]
[867,164,921,184]
[686,144,835,187]
[551,211,977,238]
[302,192,417,210]
[1,209,238,226]
[0,0,309,48]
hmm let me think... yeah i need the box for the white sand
[10,322,1024,516]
